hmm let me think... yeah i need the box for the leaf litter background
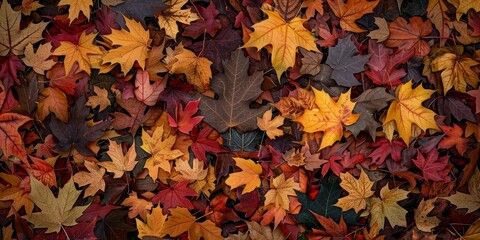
[1,0,480,239]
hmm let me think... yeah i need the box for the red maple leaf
[168,99,204,134]
[152,181,197,214]
[413,148,452,182]
[439,124,468,155]
[190,125,226,162]
[368,137,406,166]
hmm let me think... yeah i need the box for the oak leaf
[383,81,439,145]
[0,0,48,56]
[57,0,92,23]
[296,88,360,149]
[198,49,268,133]
[141,127,183,178]
[52,31,102,75]
[121,191,153,219]
[325,36,370,87]
[414,198,440,232]
[369,185,409,230]
[384,16,432,56]
[225,158,262,194]
[23,176,90,233]
[242,10,319,79]
[327,0,379,33]
[257,109,284,139]
[73,160,106,197]
[136,205,167,239]
[36,87,68,123]
[335,169,374,213]
[22,43,55,74]
[102,15,151,74]
[264,173,300,210]
[99,140,138,178]
[157,0,200,39]
[430,50,479,94]
[168,45,212,93]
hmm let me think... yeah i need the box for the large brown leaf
[274,0,302,22]
[198,49,268,133]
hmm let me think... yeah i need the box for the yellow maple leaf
[327,0,380,33]
[257,109,285,139]
[23,175,90,233]
[430,50,479,94]
[157,0,200,39]
[456,0,480,20]
[442,168,480,213]
[73,160,106,197]
[141,127,184,179]
[161,207,222,239]
[168,45,212,93]
[16,0,43,16]
[172,158,208,194]
[264,173,300,210]
[22,43,55,74]
[335,169,375,213]
[414,198,440,232]
[295,88,360,149]
[57,0,92,24]
[242,10,319,79]
[121,191,153,220]
[36,87,69,123]
[0,0,48,56]
[102,15,152,74]
[99,140,137,178]
[136,205,167,239]
[86,86,111,112]
[369,185,409,230]
[53,31,102,75]
[225,157,262,194]
[0,173,34,217]
[384,80,439,145]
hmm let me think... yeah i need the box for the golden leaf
[257,109,285,139]
[264,173,300,210]
[335,169,375,212]
[22,43,55,74]
[225,158,262,194]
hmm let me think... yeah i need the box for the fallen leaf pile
[2,0,480,239]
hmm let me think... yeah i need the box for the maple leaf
[0,0,48,56]
[190,126,225,162]
[335,169,374,213]
[369,185,409,230]
[368,17,390,42]
[168,45,213,93]
[50,96,111,156]
[456,0,480,20]
[121,192,153,219]
[246,221,285,239]
[152,181,197,212]
[299,49,324,76]
[264,173,300,210]
[0,173,33,217]
[413,148,452,182]
[414,198,440,232]
[23,176,90,233]
[22,43,55,74]
[36,87,68,123]
[134,69,166,106]
[0,111,31,162]
[99,140,137,178]
[439,124,468,155]
[384,16,432,56]
[16,0,43,16]
[111,92,159,135]
[430,50,479,94]
[368,137,405,165]
[86,86,110,112]
[383,80,439,145]
[242,10,319,79]
[364,40,414,86]
[58,0,92,23]
[168,99,204,134]
[183,1,221,39]
[309,213,348,238]
[172,158,209,194]
[442,168,480,213]
[162,207,223,239]
[296,88,360,149]
[302,0,324,19]
[136,205,167,238]
[102,15,151,74]
[198,49,268,133]
[141,127,183,178]
[225,157,262,194]
[157,0,200,39]
[257,109,285,139]
[325,36,370,87]
[25,157,57,187]
[327,0,379,33]
[346,88,395,140]
[73,160,106,197]
[52,31,102,75]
